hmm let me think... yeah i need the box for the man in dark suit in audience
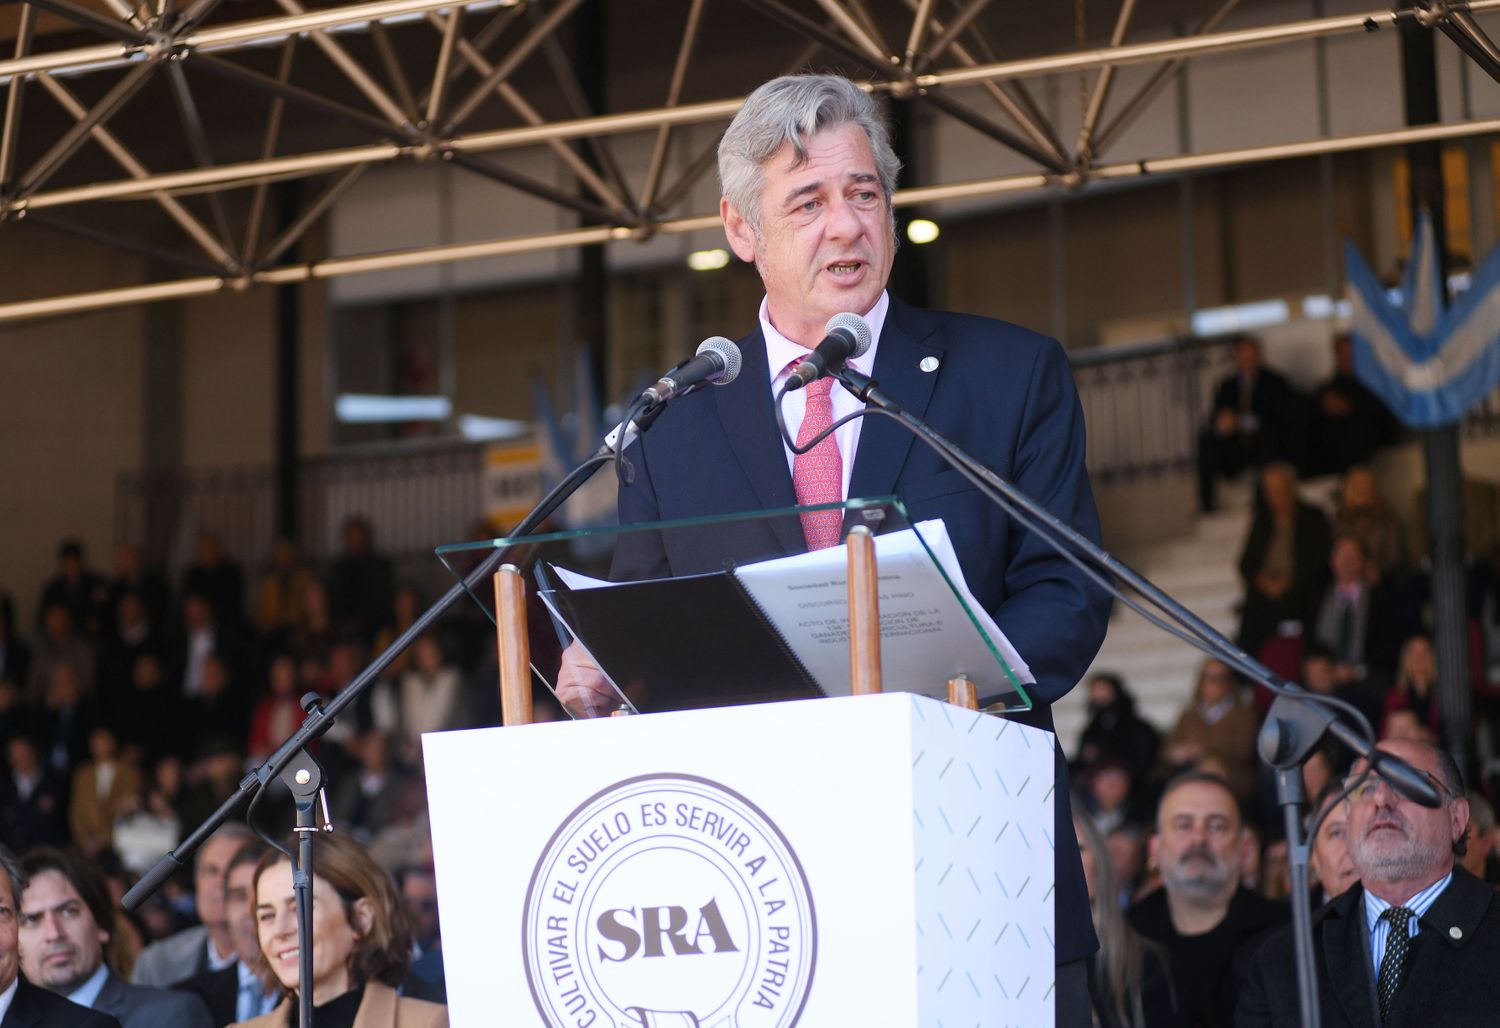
[0,844,119,1028]
[1238,739,1500,1026]
[1198,335,1304,512]
[17,849,213,1028]
[177,840,279,1027]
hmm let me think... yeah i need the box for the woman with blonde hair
[234,833,446,1028]
[1074,809,1176,1026]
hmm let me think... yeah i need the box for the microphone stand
[823,364,1441,1028]
[121,399,673,1027]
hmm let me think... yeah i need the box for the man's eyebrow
[779,171,879,209]
[780,181,824,208]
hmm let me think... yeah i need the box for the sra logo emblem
[522,773,817,1027]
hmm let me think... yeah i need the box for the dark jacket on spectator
[1129,886,1287,1028]
[1236,866,1500,1027]
[1237,500,1332,657]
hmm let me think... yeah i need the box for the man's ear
[721,198,757,263]
[1147,833,1160,871]
[1452,796,1471,846]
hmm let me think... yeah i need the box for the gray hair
[0,844,26,910]
[718,74,901,235]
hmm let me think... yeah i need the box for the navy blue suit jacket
[611,295,1112,964]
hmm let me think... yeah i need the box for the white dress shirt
[761,290,889,500]
[0,974,18,1022]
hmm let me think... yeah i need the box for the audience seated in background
[0,842,121,1027]
[398,866,445,994]
[1306,534,1400,691]
[1074,672,1160,799]
[26,603,95,706]
[97,592,162,716]
[1302,646,1382,740]
[37,539,107,641]
[130,823,253,988]
[253,537,314,649]
[325,516,394,647]
[1162,660,1260,801]
[1074,809,1177,1027]
[68,727,144,859]
[235,833,447,1027]
[1237,463,1331,658]
[1308,334,1399,476]
[1197,335,1305,512]
[1238,739,1495,1026]
[1383,635,1442,740]
[1307,780,1359,905]
[0,591,32,693]
[1458,790,1499,885]
[1127,771,1286,1028]
[106,543,169,640]
[389,634,464,764]
[1330,466,1406,585]
[18,847,214,1028]
[176,839,280,1027]
[245,655,306,763]
[0,734,68,852]
[182,533,245,630]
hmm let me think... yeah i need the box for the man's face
[0,874,18,993]
[19,870,108,994]
[1345,740,1467,888]
[195,835,241,929]
[1152,781,1242,904]
[721,122,895,347]
[402,873,440,946]
[1310,802,1359,898]
[223,862,260,966]
[1330,538,1365,584]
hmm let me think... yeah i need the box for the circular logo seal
[522,773,816,1027]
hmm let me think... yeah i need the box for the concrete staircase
[1051,485,1255,755]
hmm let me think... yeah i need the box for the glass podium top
[436,497,1032,720]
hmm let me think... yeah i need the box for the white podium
[424,692,1057,1027]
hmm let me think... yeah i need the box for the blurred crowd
[0,515,530,1025]
[1068,332,1500,1025]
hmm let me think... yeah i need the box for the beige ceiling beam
[10,115,1500,326]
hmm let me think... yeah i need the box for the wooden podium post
[845,525,883,695]
[493,564,533,727]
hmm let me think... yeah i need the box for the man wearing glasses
[1237,739,1500,1026]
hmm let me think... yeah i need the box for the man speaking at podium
[557,73,1111,1025]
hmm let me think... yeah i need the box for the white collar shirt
[761,290,888,500]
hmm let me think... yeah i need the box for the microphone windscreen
[824,312,872,358]
[695,336,742,384]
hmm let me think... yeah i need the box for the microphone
[1371,750,1445,808]
[785,312,872,391]
[642,336,742,405]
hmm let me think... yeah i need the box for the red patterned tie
[792,374,843,550]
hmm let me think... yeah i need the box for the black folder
[543,569,823,713]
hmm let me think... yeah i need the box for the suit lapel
[1323,889,1380,1028]
[715,324,806,556]
[846,297,944,511]
[3,980,43,1028]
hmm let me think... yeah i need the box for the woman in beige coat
[232,833,447,1028]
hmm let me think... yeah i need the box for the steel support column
[1400,2,1473,775]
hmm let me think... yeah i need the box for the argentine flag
[1345,211,1500,427]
